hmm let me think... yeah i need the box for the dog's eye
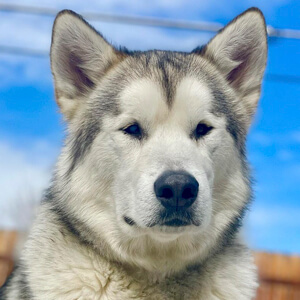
[194,123,213,139]
[123,123,143,139]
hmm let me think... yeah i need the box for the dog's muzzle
[123,171,200,228]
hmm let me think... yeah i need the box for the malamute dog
[1,7,267,300]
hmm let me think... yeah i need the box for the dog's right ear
[195,8,267,126]
[51,10,126,120]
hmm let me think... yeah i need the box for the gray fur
[1,7,267,299]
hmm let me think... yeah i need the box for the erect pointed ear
[199,8,267,120]
[51,10,126,120]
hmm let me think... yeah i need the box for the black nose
[154,171,199,211]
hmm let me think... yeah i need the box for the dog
[0,7,267,300]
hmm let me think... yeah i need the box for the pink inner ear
[199,10,267,97]
[226,43,253,90]
[68,52,95,95]
[227,60,249,90]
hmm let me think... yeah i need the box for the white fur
[5,204,257,299]
[2,8,268,300]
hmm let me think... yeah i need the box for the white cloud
[0,13,52,50]
[91,21,211,51]
[250,131,300,146]
[0,0,232,18]
[3,0,292,17]
[0,0,294,55]
[0,17,211,88]
[0,0,294,88]
[244,204,300,253]
[247,205,300,227]
[249,131,300,163]
[0,3,213,89]
[249,131,273,147]
[0,55,51,88]
[0,139,59,230]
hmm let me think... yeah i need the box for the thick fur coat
[0,7,267,300]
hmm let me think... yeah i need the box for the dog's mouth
[156,209,200,227]
[156,217,201,227]
[161,218,190,227]
[123,210,200,228]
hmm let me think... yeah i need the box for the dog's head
[50,8,267,272]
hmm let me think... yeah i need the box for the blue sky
[0,0,299,253]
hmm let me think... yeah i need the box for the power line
[265,73,300,84]
[0,3,299,85]
[0,4,222,34]
[0,3,300,39]
[0,45,48,57]
[0,45,299,85]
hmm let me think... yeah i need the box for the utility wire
[0,3,300,39]
[265,73,300,85]
[0,3,299,84]
[0,45,299,85]
[0,45,48,57]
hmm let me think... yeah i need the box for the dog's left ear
[199,8,267,121]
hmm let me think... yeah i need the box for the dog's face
[106,65,216,237]
[50,8,267,268]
